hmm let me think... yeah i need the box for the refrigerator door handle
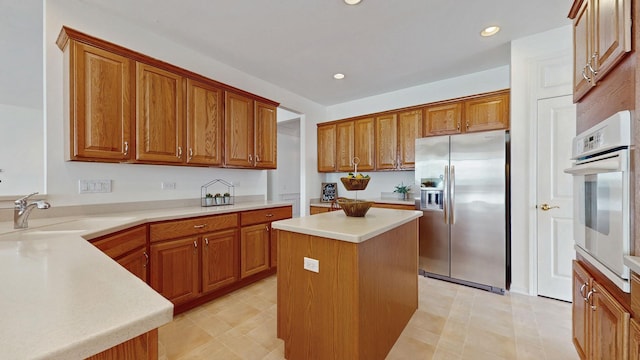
[443,165,449,224]
[450,165,455,224]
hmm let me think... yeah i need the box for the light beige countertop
[0,200,290,359]
[272,207,422,243]
[624,255,640,275]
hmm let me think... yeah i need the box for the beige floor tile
[158,275,578,360]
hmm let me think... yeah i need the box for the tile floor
[158,275,578,359]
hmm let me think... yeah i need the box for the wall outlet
[79,179,112,193]
[303,257,319,273]
[161,182,176,190]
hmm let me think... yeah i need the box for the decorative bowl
[336,198,373,217]
[340,177,370,191]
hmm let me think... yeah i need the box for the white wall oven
[564,110,633,292]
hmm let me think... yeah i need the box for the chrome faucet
[14,192,51,229]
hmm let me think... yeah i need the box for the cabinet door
[631,319,640,360]
[593,0,631,82]
[375,113,398,170]
[150,237,199,305]
[464,92,509,132]
[255,101,277,169]
[336,121,355,172]
[136,63,184,163]
[573,0,593,102]
[240,224,270,278]
[185,79,223,166]
[117,248,148,283]
[424,103,462,136]
[71,42,133,161]
[397,109,422,169]
[201,229,239,293]
[225,92,255,167]
[317,124,337,172]
[354,117,375,171]
[591,281,630,360]
[572,261,591,360]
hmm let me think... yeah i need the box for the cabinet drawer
[150,213,238,242]
[241,206,292,226]
[91,225,147,259]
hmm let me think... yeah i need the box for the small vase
[214,197,223,205]
[224,196,231,204]
[205,198,214,206]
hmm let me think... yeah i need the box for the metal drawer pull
[143,251,149,267]
[265,214,274,217]
[193,224,207,229]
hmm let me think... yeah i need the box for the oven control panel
[572,110,631,159]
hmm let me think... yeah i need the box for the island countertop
[272,207,422,243]
[0,200,291,359]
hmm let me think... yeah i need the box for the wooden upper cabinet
[569,0,631,102]
[397,109,422,169]
[375,113,398,170]
[354,117,375,171]
[317,124,337,172]
[68,41,133,161]
[136,63,184,163]
[336,121,355,172]
[224,92,255,168]
[424,103,462,136]
[255,101,277,169]
[186,79,223,166]
[464,91,509,133]
[573,0,593,101]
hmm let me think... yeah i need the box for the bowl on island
[336,198,373,217]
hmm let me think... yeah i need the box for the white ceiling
[16,0,573,108]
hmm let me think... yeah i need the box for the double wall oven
[564,110,633,292]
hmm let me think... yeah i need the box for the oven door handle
[564,159,620,175]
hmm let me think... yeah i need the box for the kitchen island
[272,207,422,360]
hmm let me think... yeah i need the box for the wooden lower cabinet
[631,320,640,360]
[91,225,148,282]
[572,260,630,360]
[150,230,240,305]
[150,236,200,305]
[202,229,239,293]
[86,329,157,360]
[240,223,271,278]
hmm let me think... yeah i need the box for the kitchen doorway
[535,95,576,301]
[268,112,301,217]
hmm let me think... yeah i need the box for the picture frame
[320,182,338,202]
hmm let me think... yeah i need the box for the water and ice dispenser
[419,177,444,210]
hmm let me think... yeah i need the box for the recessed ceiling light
[344,0,362,5]
[333,73,345,80]
[480,26,500,37]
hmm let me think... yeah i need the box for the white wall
[324,66,510,198]
[510,25,573,295]
[44,0,326,207]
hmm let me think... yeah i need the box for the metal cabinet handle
[586,289,597,311]
[204,238,209,246]
[580,283,588,300]
[143,251,149,268]
[265,225,270,232]
[582,66,590,82]
[193,224,207,229]
[194,240,198,248]
[456,121,460,132]
[588,53,598,76]
[124,141,129,156]
[466,121,469,130]
[539,203,559,211]
[189,148,193,160]
[256,154,260,162]
[249,154,253,163]
[177,146,183,159]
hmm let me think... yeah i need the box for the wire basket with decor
[336,198,373,217]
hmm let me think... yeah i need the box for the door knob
[539,203,559,211]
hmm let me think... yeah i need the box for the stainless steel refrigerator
[414,130,510,294]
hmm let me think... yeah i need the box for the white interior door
[536,95,576,301]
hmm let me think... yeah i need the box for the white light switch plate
[79,179,112,193]
[303,257,319,273]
